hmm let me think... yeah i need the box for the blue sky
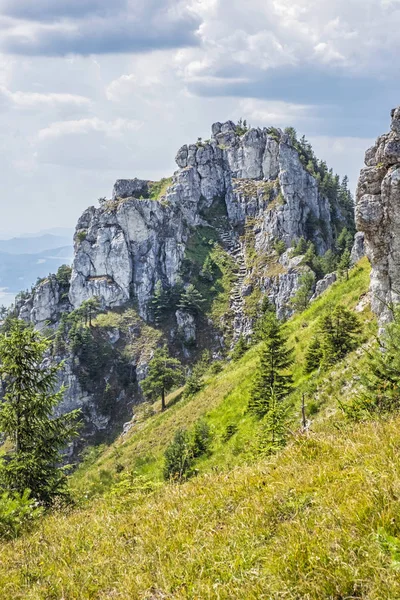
[0,0,399,234]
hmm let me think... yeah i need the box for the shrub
[0,490,43,540]
[221,424,238,443]
[76,230,87,243]
[164,420,213,481]
[191,420,212,458]
[163,429,194,481]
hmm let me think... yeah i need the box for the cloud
[0,0,201,56]
[37,117,142,141]
[0,86,91,110]
[183,0,400,96]
[0,0,122,21]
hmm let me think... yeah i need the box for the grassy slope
[71,258,374,496]
[2,258,396,599]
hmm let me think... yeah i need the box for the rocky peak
[356,106,400,324]
[67,120,345,322]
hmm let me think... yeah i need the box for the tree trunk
[161,387,166,412]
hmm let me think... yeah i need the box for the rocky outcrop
[311,272,337,301]
[70,121,346,323]
[17,275,71,330]
[350,232,365,266]
[69,199,187,317]
[112,178,151,200]
[356,107,400,324]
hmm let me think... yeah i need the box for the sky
[0,0,399,235]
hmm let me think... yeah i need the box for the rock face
[17,275,71,330]
[350,232,365,266]
[70,122,345,321]
[112,178,151,200]
[311,273,337,301]
[69,199,187,317]
[356,107,400,324]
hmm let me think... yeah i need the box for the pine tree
[74,297,101,327]
[321,249,337,275]
[163,429,193,480]
[337,228,353,255]
[347,308,400,417]
[178,284,206,314]
[150,280,169,324]
[304,336,323,373]
[0,320,81,505]
[248,314,293,418]
[141,346,183,411]
[290,271,315,312]
[259,388,289,452]
[293,237,308,256]
[319,306,361,366]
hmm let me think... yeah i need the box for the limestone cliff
[356,107,400,325]
[69,121,348,325]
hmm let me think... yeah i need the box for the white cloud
[0,86,91,109]
[0,0,397,235]
[37,117,142,140]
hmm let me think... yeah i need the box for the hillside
[2,258,395,600]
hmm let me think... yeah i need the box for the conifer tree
[150,280,169,324]
[319,306,361,366]
[248,314,293,418]
[259,388,290,452]
[231,335,248,361]
[291,271,315,312]
[348,308,400,416]
[304,336,323,373]
[0,320,81,505]
[141,346,183,411]
[178,284,205,315]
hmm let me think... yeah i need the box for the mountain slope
[1,260,398,600]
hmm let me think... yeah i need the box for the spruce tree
[178,284,206,315]
[290,271,315,312]
[150,280,169,324]
[348,308,400,416]
[304,336,323,373]
[163,429,193,480]
[319,306,361,366]
[248,314,293,418]
[259,388,289,452]
[141,346,183,411]
[0,320,81,505]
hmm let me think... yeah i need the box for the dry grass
[2,418,400,599]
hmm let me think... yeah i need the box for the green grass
[3,418,400,598]
[149,177,173,201]
[1,257,389,599]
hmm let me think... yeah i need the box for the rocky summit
[13,120,355,444]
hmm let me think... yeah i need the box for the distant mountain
[20,227,74,240]
[0,234,73,255]
[0,247,73,298]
